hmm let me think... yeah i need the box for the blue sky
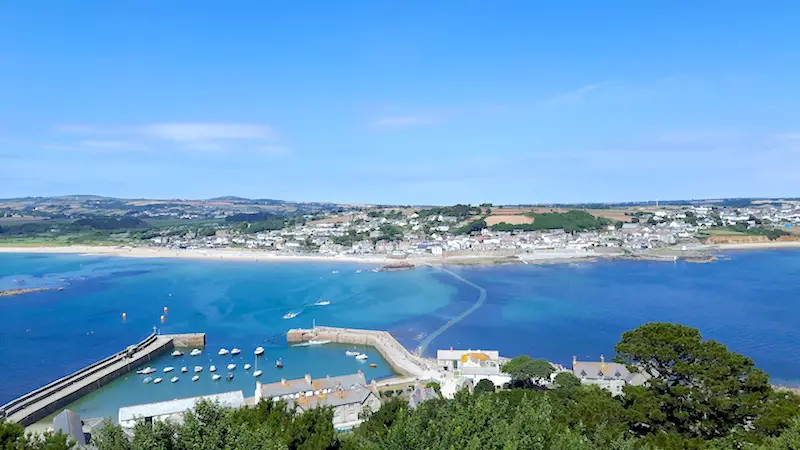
[1,1,799,204]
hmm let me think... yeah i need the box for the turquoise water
[2,250,800,420]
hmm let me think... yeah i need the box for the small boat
[192,375,200,382]
[171,350,183,357]
[313,300,330,306]
[254,347,264,356]
[227,363,236,370]
[194,366,203,373]
[181,367,188,373]
[231,348,241,355]
[276,359,284,368]
[218,349,229,356]
[227,372,234,381]
[283,312,299,319]
[345,351,360,356]
[332,270,339,274]
[153,377,163,384]
[58,287,64,291]
[244,364,251,370]
[212,374,221,381]
[190,349,202,356]
[137,367,156,375]
[253,370,263,377]
[170,377,179,383]
[356,269,362,273]
[143,377,153,384]
[369,363,378,368]
[163,367,174,373]
[355,354,368,360]
[209,365,217,372]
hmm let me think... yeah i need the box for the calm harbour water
[1,249,799,420]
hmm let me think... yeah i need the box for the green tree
[501,355,554,382]
[615,322,799,440]
[473,379,495,395]
[553,372,582,389]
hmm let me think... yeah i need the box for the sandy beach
[713,241,800,250]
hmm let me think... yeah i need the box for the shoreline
[0,242,799,266]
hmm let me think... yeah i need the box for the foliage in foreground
[3,322,799,450]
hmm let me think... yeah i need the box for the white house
[118,391,245,429]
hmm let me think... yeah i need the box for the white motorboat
[194,366,203,373]
[163,367,174,373]
[171,350,183,357]
[209,365,217,372]
[282,312,299,319]
[244,364,251,370]
[212,374,221,381]
[313,300,330,306]
[332,270,339,274]
[355,354,368,360]
[231,348,241,355]
[356,269,362,273]
[254,347,264,356]
[153,377,163,384]
[143,377,153,384]
[170,377,179,383]
[192,375,200,382]
[227,363,236,370]
[345,351,360,356]
[181,367,188,373]
[137,367,156,375]
[190,349,202,356]
[218,348,229,356]
[253,370,262,377]
[227,373,234,381]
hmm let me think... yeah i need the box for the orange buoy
[163,306,168,314]
[160,315,165,322]
[122,312,127,320]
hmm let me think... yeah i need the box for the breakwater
[287,326,434,377]
[0,332,205,426]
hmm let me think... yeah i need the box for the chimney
[600,354,605,363]
[357,369,362,375]
[255,381,262,402]
[305,374,312,384]
[572,355,577,366]
[281,378,287,386]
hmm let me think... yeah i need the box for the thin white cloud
[138,123,276,142]
[371,116,442,130]
[50,122,283,153]
[542,83,604,106]
[254,144,290,154]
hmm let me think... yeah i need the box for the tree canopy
[615,322,799,440]
[501,355,555,382]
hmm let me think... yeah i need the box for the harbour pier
[0,332,205,426]
[287,326,435,378]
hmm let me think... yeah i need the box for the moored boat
[369,363,378,368]
[254,347,264,356]
[209,365,217,372]
[244,364,251,370]
[163,366,174,373]
[218,348,229,356]
[143,376,153,384]
[231,348,241,355]
[253,370,262,377]
[170,376,179,383]
[171,350,183,357]
[355,354,368,360]
[227,372,234,381]
[282,312,299,319]
[190,349,202,356]
[313,299,330,306]
[227,363,236,370]
[153,377,163,384]
[345,351,359,356]
[276,359,284,368]
[194,366,203,373]
[192,375,200,382]
[212,374,221,381]
[181,367,188,373]
[137,367,156,375]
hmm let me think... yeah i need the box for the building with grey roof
[255,371,380,430]
[572,355,648,396]
[118,390,245,429]
[53,409,88,447]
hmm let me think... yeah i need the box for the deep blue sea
[1,250,799,421]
